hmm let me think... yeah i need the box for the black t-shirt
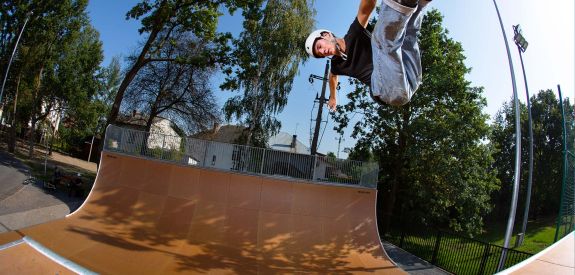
[330,17,373,86]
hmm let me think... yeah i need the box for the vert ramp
[0,151,405,274]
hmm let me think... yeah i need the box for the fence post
[312,155,318,181]
[260,149,266,174]
[399,230,406,248]
[203,140,210,167]
[478,243,491,275]
[120,128,126,152]
[431,230,442,264]
[160,135,165,160]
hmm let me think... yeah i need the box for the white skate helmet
[305,29,331,58]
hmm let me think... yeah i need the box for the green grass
[388,228,539,275]
[390,231,532,275]
[478,217,557,254]
[384,218,560,274]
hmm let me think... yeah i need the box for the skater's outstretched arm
[357,0,377,28]
[327,72,339,111]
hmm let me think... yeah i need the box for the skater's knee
[382,88,413,106]
[388,95,410,106]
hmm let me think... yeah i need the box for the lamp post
[492,0,522,272]
[513,24,533,247]
[0,12,33,121]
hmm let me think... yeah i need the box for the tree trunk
[106,26,163,127]
[146,108,157,134]
[246,66,264,146]
[8,124,16,153]
[380,111,409,233]
[380,159,402,234]
[48,128,54,156]
[27,118,36,159]
[246,99,257,146]
[28,66,44,159]
[8,74,21,153]
[99,27,163,162]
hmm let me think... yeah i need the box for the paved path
[0,151,29,201]
[0,177,84,233]
[383,241,452,275]
[0,151,83,233]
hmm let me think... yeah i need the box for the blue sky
[87,0,574,159]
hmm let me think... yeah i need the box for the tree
[105,0,249,131]
[48,23,104,156]
[0,0,103,158]
[123,31,220,135]
[94,57,122,133]
[490,90,573,221]
[1,1,34,152]
[0,1,30,68]
[332,9,498,235]
[220,0,314,147]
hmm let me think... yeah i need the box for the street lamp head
[513,25,528,52]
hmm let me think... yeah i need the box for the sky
[87,0,574,159]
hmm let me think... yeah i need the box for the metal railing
[104,124,379,188]
[383,228,533,275]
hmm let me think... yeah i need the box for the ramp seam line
[23,236,98,275]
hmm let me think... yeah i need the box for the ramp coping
[0,238,24,251]
[23,236,98,275]
[495,231,574,274]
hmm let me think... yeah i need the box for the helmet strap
[331,36,347,61]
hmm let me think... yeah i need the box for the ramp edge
[23,236,98,275]
[0,238,24,251]
[495,231,574,274]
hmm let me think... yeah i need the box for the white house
[268,131,310,155]
[115,111,181,153]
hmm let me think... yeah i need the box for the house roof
[115,112,167,128]
[268,132,310,154]
[192,125,246,144]
[192,124,310,154]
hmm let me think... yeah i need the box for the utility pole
[310,60,330,155]
[336,134,344,158]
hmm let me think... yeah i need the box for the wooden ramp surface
[0,152,405,274]
[498,232,574,275]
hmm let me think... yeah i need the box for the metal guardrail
[104,124,379,188]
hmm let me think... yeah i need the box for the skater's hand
[328,96,337,112]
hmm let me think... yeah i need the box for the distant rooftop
[193,124,311,155]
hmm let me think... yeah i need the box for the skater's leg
[371,0,416,106]
[401,1,429,94]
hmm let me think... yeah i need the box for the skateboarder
[304,0,431,110]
